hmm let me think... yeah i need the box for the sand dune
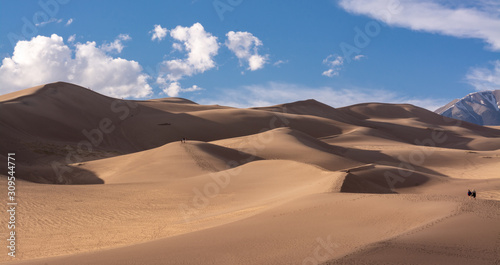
[73,140,264,183]
[339,103,500,150]
[1,82,500,264]
[0,82,358,183]
[141,97,231,113]
[253,99,365,126]
[212,127,362,171]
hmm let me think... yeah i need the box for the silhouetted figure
[472,189,476,199]
[181,137,187,143]
[468,189,472,198]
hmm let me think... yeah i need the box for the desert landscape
[0,82,499,264]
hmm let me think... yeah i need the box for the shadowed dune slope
[253,99,365,125]
[75,141,263,184]
[339,103,500,150]
[0,82,133,145]
[140,97,232,113]
[339,102,500,136]
[212,127,363,171]
[337,172,394,194]
[321,126,412,147]
[342,164,446,192]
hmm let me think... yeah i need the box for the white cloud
[157,23,219,96]
[225,31,268,71]
[353,54,365,60]
[100,34,131,53]
[0,34,152,98]
[66,18,73,26]
[338,0,500,51]
[172,42,183,51]
[466,60,500,91]
[273,60,288,67]
[200,82,447,110]
[35,18,63,27]
[322,55,344,77]
[156,79,203,97]
[118,34,131,41]
[68,34,76,43]
[322,69,336,78]
[249,54,266,71]
[150,24,168,41]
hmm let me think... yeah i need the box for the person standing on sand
[468,189,472,198]
[472,189,476,199]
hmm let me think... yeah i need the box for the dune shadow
[14,163,104,184]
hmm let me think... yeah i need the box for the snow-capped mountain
[435,90,500,125]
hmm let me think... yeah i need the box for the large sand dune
[1,82,500,264]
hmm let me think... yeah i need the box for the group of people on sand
[181,137,187,143]
[467,189,477,199]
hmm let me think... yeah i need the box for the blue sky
[0,0,499,110]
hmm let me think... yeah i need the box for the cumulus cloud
[156,79,202,97]
[100,34,131,53]
[200,82,447,110]
[0,34,152,98]
[150,24,168,41]
[157,23,218,96]
[338,0,500,51]
[322,55,344,77]
[466,60,500,91]
[225,31,268,71]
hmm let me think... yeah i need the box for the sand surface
[1,82,500,264]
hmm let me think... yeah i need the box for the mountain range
[436,90,500,126]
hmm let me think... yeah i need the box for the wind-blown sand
[1,82,500,264]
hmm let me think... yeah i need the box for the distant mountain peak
[436,90,500,125]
